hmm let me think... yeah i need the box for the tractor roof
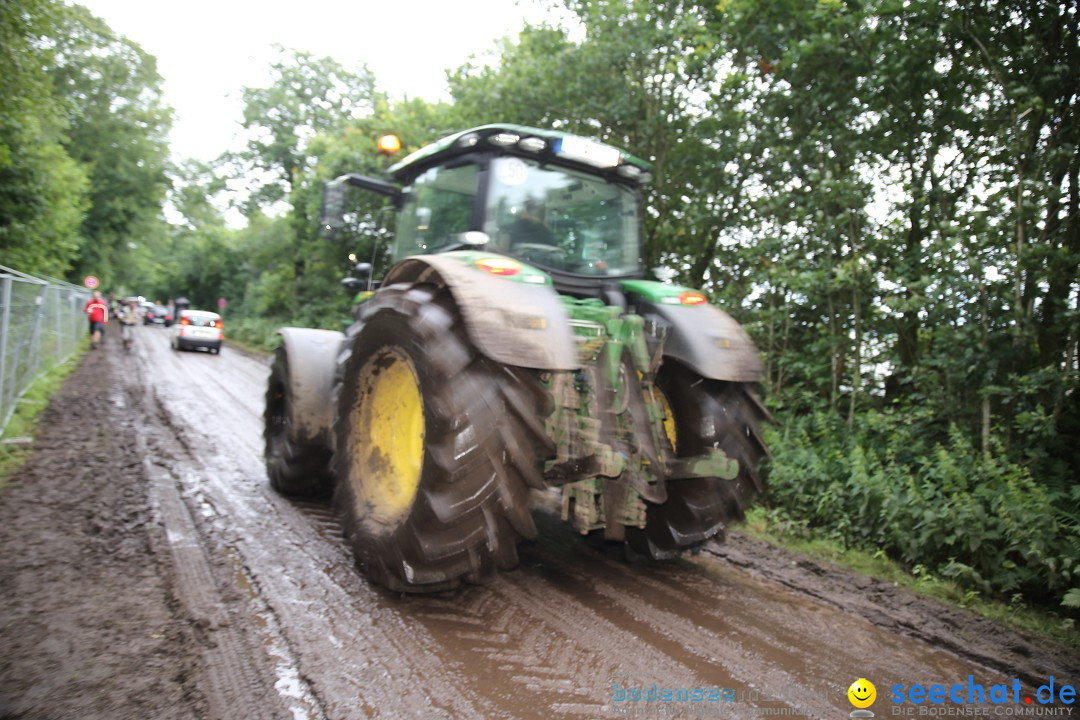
[387,124,653,185]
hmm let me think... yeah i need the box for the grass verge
[741,506,1080,651]
[0,350,84,491]
[225,316,285,354]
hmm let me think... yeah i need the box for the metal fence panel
[0,265,90,437]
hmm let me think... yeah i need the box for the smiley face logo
[848,678,877,709]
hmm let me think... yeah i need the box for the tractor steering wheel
[514,243,568,268]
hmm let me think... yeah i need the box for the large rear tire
[627,361,769,559]
[264,347,333,497]
[334,283,551,592]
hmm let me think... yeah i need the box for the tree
[231,46,377,211]
[47,2,173,286]
[282,97,462,326]
[0,0,88,276]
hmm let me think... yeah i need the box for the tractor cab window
[484,157,643,276]
[394,163,479,261]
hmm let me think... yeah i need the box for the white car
[171,310,223,354]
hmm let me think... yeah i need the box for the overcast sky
[74,0,568,163]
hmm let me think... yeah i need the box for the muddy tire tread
[628,361,769,559]
[264,347,333,498]
[333,283,549,592]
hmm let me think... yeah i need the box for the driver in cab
[508,198,556,249]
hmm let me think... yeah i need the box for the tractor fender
[276,327,346,448]
[634,299,763,383]
[381,255,579,371]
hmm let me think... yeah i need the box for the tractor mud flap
[382,254,579,371]
[276,327,344,449]
[631,297,763,383]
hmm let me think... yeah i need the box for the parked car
[171,310,223,354]
[144,304,173,326]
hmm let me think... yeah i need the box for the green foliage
[224,316,287,354]
[693,0,1079,496]
[0,351,82,490]
[188,49,444,334]
[0,0,89,276]
[765,410,1079,605]
[1063,589,1080,610]
[229,46,377,211]
[47,3,173,287]
[2,1,172,285]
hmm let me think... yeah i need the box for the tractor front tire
[628,361,769,559]
[334,283,550,592]
[264,346,334,497]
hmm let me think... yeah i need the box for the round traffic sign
[84,275,99,289]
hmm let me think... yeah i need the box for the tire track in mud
[130,353,320,720]
[518,519,971,716]
[401,575,700,718]
[706,537,1080,689]
[142,330,266,448]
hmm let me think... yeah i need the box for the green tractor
[264,124,768,592]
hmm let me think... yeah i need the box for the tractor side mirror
[321,180,348,230]
[353,262,372,284]
[341,277,365,293]
[341,262,373,294]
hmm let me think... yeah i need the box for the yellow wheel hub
[351,347,424,527]
[656,387,678,453]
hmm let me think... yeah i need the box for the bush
[765,410,1078,606]
[225,316,285,353]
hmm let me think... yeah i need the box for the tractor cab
[331,125,654,299]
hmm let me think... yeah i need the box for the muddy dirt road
[1,325,1077,719]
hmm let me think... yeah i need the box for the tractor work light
[474,257,522,276]
[518,137,547,153]
[489,132,521,147]
[377,134,402,154]
[456,132,481,148]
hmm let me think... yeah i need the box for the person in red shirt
[84,290,109,349]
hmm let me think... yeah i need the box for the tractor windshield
[483,158,643,276]
[393,162,480,258]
